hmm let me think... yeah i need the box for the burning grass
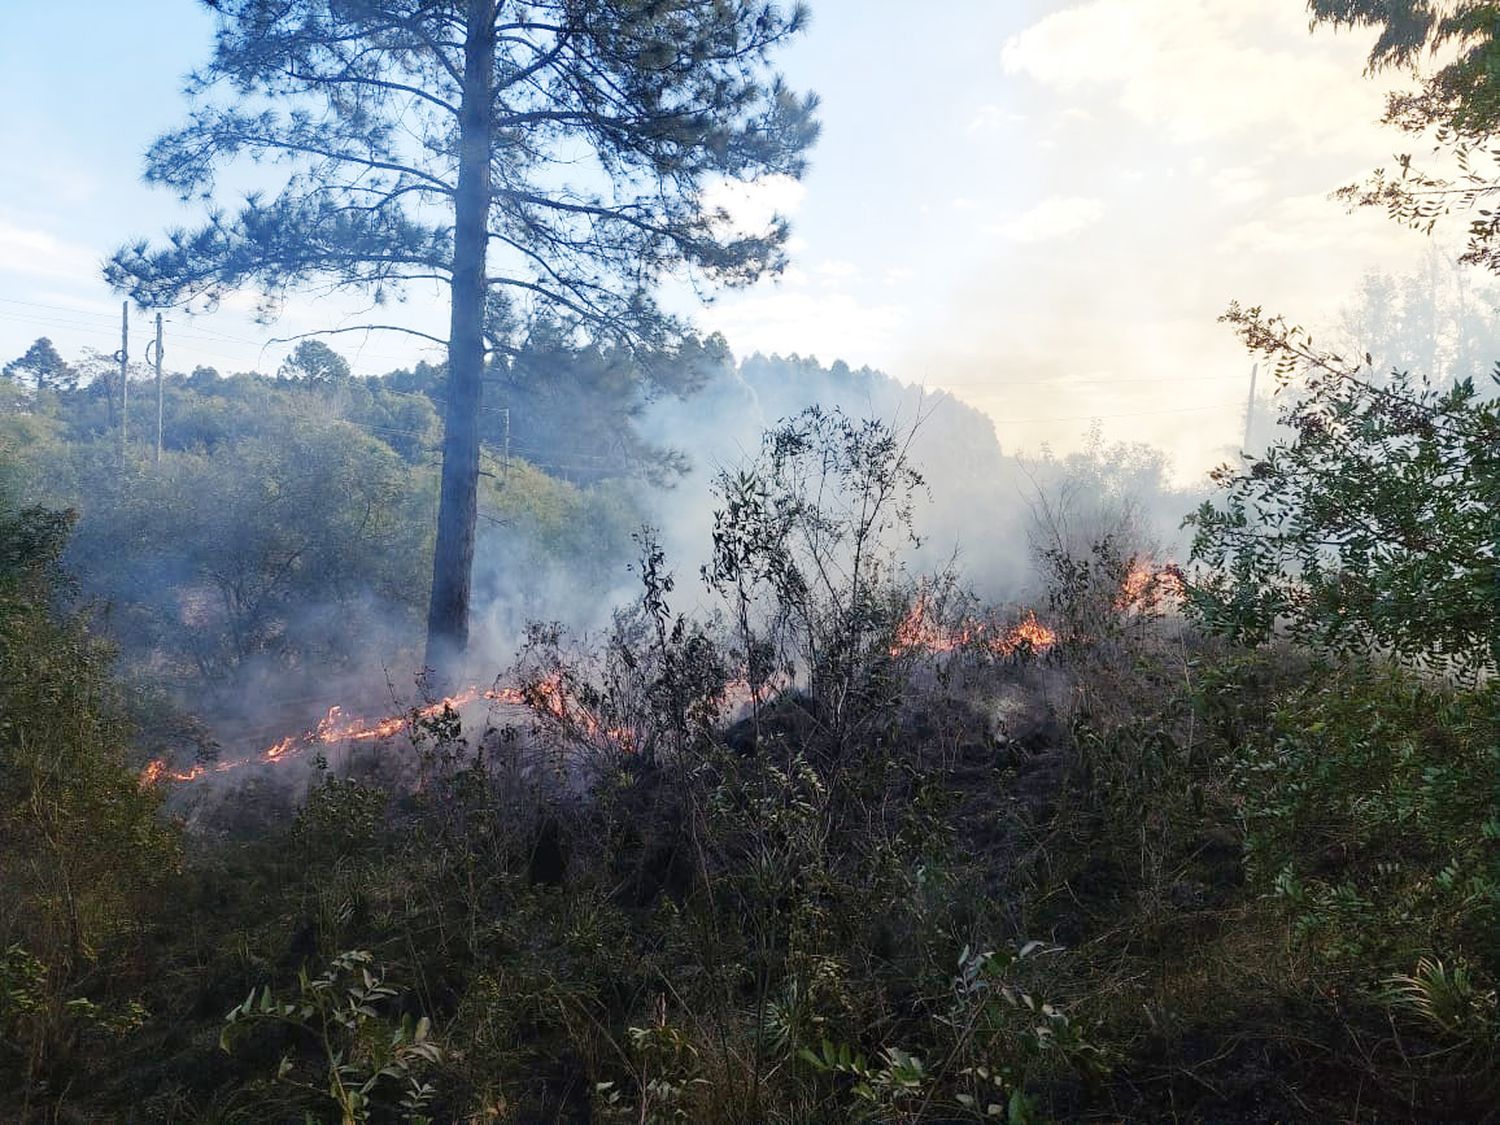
[143,561,1188,791]
[137,674,630,789]
[890,590,1059,660]
[1113,560,1186,612]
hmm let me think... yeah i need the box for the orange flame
[138,674,614,789]
[263,735,298,763]
[891,595,1057,659]
[1113,561,1186,612]
[145,602,1070,792]
[138,758,206,787]
[1003,610,1058,654]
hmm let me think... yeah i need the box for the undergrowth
[4,411,1497,1121]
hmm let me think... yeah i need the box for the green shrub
[220,949,443,1123]
[1227,661,1499,987]
[0,499,180,1106]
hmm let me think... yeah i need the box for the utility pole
[1243,362,1259,453]
[117,301,129,456]
[149,312,165,466]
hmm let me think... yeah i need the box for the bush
[0,498,180,1105]
[1188,304,1500,677]
[1222,660,1500,982]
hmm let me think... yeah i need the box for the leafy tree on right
[1187,303,1500,676]
[1310,1,1500,268]
[1187,7,1500,674]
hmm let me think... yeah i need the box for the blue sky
[0,1,1447,477]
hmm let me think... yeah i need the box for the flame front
[891,594,1057,659]
[142,589,1101,791]
[1004,610,1058,653]
[139,759,207,785]
[138,674,612,789]
[1114,561,1186,612]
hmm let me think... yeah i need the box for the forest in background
[1,334,1143,754]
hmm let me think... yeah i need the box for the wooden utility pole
[117,301,129,456]
[151,312,164,466]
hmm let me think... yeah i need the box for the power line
[0,296,123,319]
[0,309,123,334]
[0,298,1276,397]
[0,294,1247,430]
[988,400,1246,425]
[929,372,1249,389]
[0,297,429,362]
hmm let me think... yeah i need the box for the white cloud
[989,196,1105,243]
[815,259,859,281]
[1000,0,1387,149]
[967,104,1025,133]
[1210,166,1271,207]
[698,287,907,368]
[0,218,100,281]
[702,174,807,237]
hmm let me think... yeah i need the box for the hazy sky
[0,1,1457,478]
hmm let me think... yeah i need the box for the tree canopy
[1310,1,1500,137]
[108,0,818,331]
[1310,1,1500,269]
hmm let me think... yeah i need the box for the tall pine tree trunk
[425,0,493,677]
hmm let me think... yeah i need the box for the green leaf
[797,1046,828,1072]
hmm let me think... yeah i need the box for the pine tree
[3,337,77,393]
[280,339,352,385]
[107,0,818,673]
